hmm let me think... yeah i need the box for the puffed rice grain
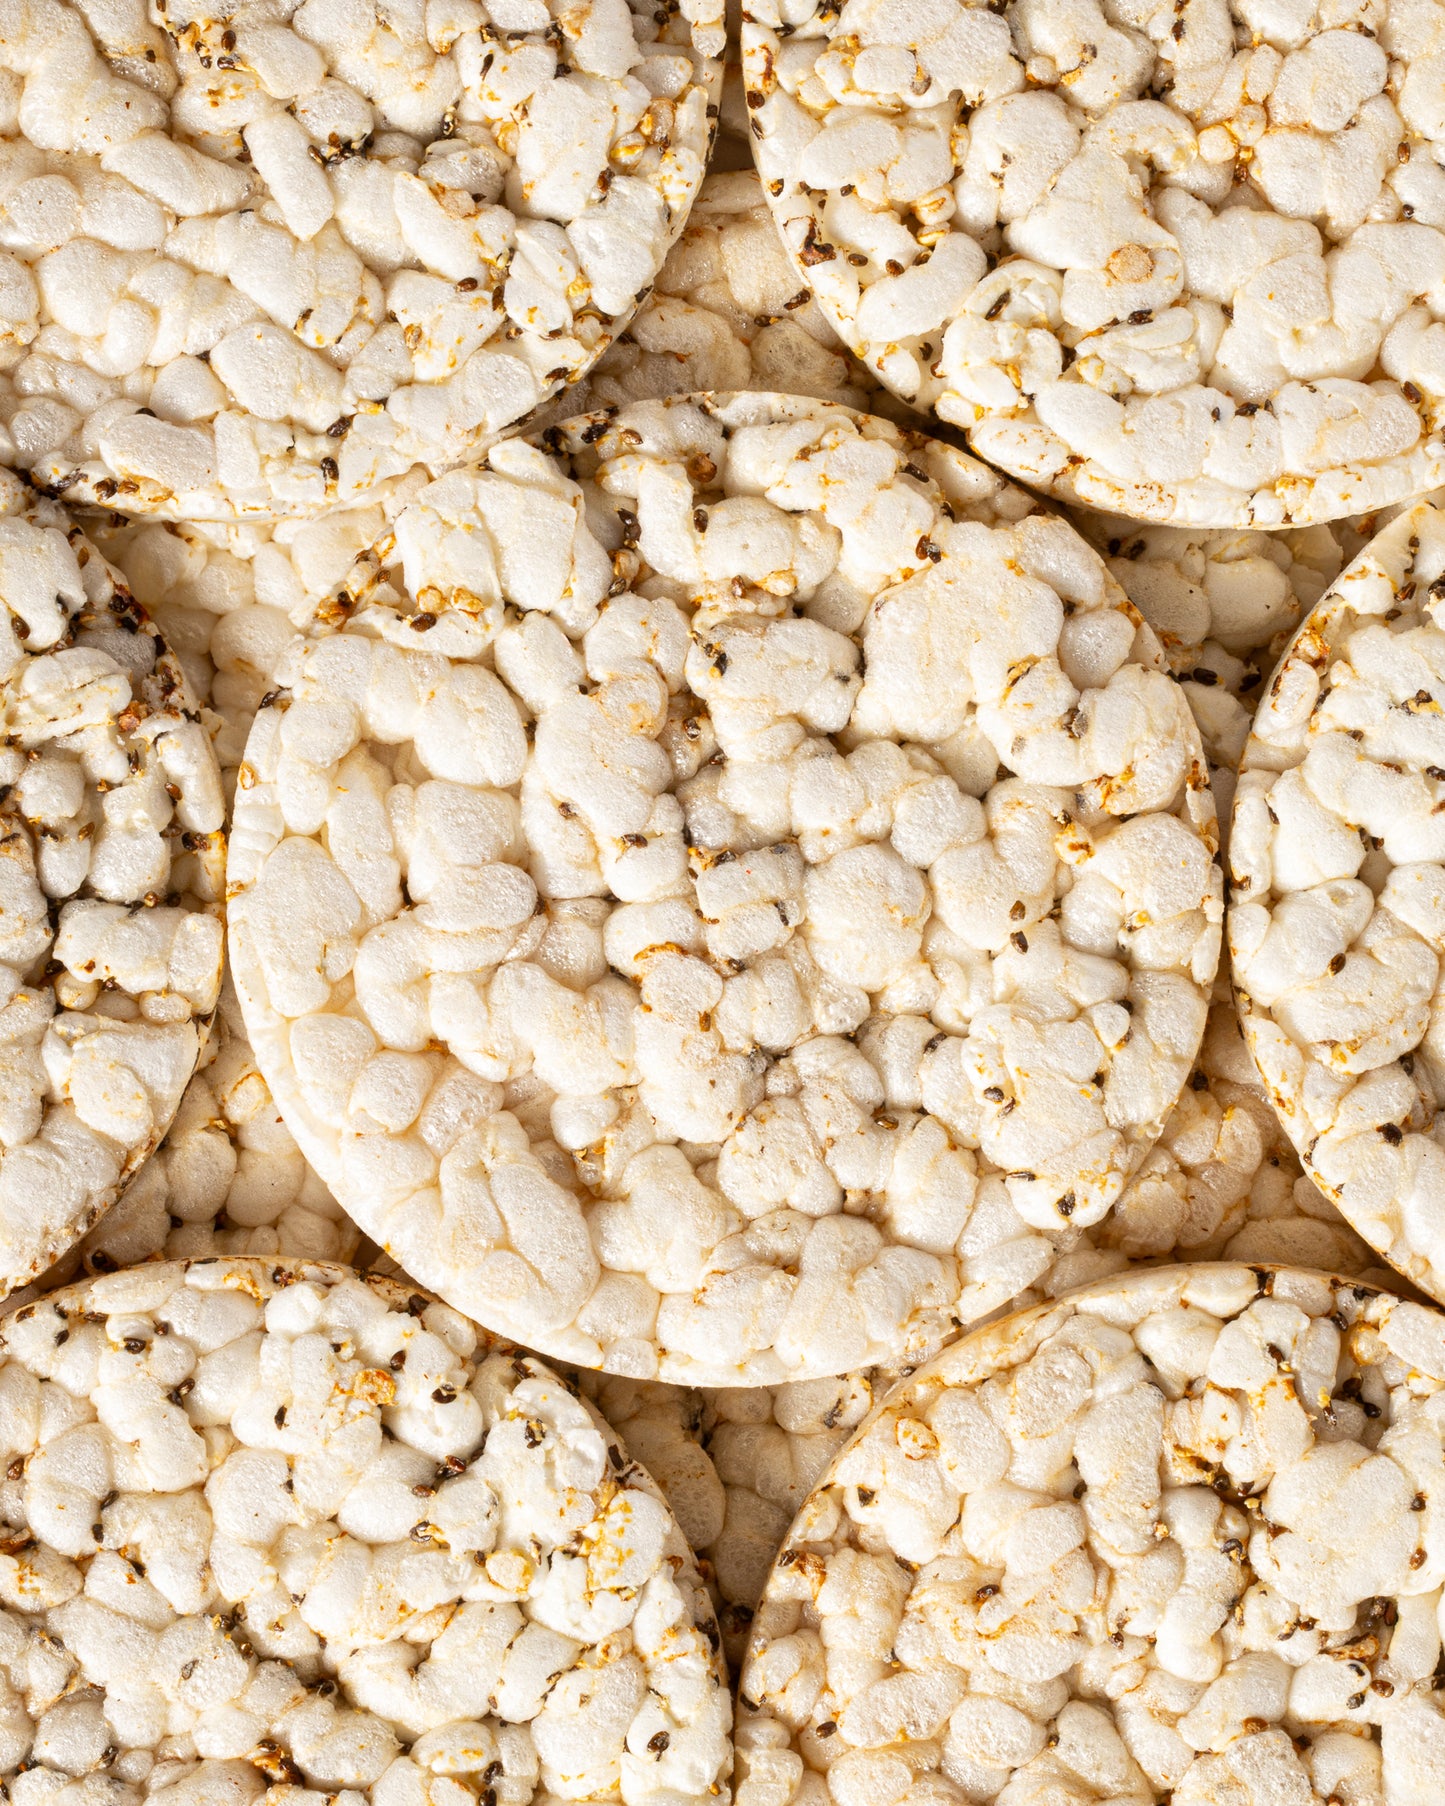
[540,168,889,420]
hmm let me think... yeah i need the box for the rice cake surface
[0,0,722,520]
[226,391,1221,1384]
[0,1257,732,1806]
[0,474,225,1297]
[743,0,1445,527]
[1231,496,1445,1304]
[738,1261,1445,1806]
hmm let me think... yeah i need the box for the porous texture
[54,982,361,1282]
[0,474,225,1298]
[1074,513,1343,806]
[743,0,1445,527]
[738,1262,1445,1806]
[224,390,1221,1384]
[0,1258,733,1806]
[0,0,722,521]
[91,477,430,791]
[540,168,886,419]
[1230,495,1445,1306]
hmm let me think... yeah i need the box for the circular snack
[739,1261,1445,1806]
[0,1257,732,1806]
[227,390,1221,1385]
[743,0,1445,528]
[0,473,225,1297]
[1230,495,1445,1303]
[0,0,721,521]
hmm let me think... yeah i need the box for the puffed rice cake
[738,1261,1445,1806]
[0,1257,733,1806]
[223,390,1223,1385]
[1230,492,1445,1308]
[0,0,722,520]
[743,0,1445,528]
[0,472,225,1299]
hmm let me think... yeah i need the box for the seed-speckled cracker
[0,0,722,520]
[226,391,1221,1385]
[743,0,1445,528]
[0,474,225,1297]
[0,1258,732,1806]
[739,1262,1445,1806]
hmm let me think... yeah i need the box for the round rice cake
[738,1261,1445,1806]
[226,390,1222,1385]
[0,473,226,1298]
[0,1257,732,1806]
[1229,495,1445,1304]
[742,0,1445,528]
[0,0,722,522]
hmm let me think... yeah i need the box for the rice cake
[0,1257,732,1806]
[0,473,225,1297]
[226,391,1221,1384]
[1230,495,1445,1304]
[0,0,722,520]
[739,1262,1445,1806]
[743,0,1445,527]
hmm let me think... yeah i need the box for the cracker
[0,472,224,1297]
[225,391,1220,1384]
[0,1257,731,1806]
[0,0,722,520]
[743,0,1445,527]
[1230,494,1445,1306]
[739,1262,1445,1806]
